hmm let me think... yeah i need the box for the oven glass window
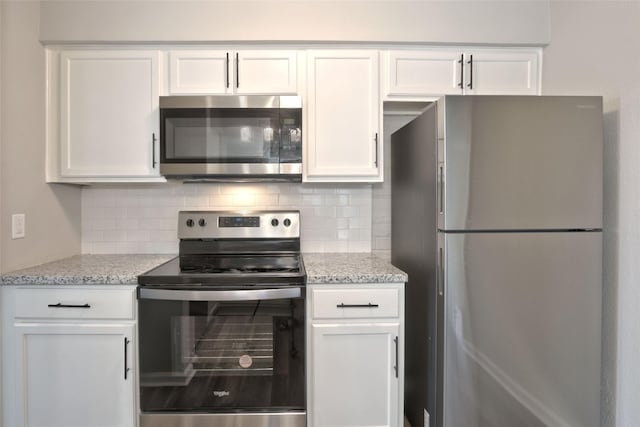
[138,295,305,412]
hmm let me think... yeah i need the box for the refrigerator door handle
[438,246,444,296]
[439,163,445,215]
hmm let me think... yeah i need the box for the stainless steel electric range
[137,210,306,427]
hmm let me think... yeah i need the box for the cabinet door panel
[306,50,380,181]
[465,51,540,95]
[15,324,135,427]
[236,50,297,94]
[169,50,230,94]
[60,50,160,177]
[310,322,399,427]
[386,50,462,96]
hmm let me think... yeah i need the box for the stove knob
[271,218,279,227]
[185,219,195,227]
[283,218,292,227]
[198,218,207,227]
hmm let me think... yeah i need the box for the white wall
[39,0,550,45]
[542,2,640,426]
[0,1,81,273]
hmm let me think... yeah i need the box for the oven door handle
[138,287,302,301]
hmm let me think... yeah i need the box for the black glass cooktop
[138,254,306,287]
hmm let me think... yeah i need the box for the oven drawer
[14,288,135,320]
[310,287,400,319]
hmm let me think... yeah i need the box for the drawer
[14,288,135,320]
[311,287,400,319]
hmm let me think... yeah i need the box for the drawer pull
[336,303,379,308]
[47,303,91,309]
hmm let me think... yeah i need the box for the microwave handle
[138,287,301,301]
[236,52,240,89]
[226,52,230,89]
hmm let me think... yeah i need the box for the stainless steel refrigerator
[391,96,602,427]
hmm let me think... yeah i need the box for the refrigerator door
[442,231,601,427]
[391,102,439,427]
[439,96,603,231]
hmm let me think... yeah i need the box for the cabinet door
[385,50,463,97]
[235,50,298,94]
[464,50,540,95]
[168,50,231,94]
[306,50,381,181]
[309,322,400,427]
[59,50,160,178]
[14,323,135,427]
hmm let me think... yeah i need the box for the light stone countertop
[0,254,175,285]
[303,253,407,284]
[0,253,407,286]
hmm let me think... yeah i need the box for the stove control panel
[178,210,300,239]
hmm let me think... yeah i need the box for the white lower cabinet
[15,323,136,427]
[307,283,404,427]
[2,286,137,427]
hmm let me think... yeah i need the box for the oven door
[159,96,302,179]
[137,287,305,425]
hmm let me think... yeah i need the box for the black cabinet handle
[394,336,399,378]
[226,52,230,89]
[124,337,131,380]
[236,53,240,88]
[458,54,464,89]
[47,303,91,308]
[374,133,379,167]
[152,133,157,169]
[467,54,473,90]
[336,303,379,308]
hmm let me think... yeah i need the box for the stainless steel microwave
[159,95,302,181]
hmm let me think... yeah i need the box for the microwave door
[162,110,280,163]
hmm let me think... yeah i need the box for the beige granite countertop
[0,254,175,285]
[0,252,407,286]
[303,253,407,284]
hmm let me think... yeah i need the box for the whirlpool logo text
[212,390,230,397]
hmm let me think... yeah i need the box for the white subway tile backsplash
[81,181,374,254]
[337,206,360,218]
[126,230,150,242]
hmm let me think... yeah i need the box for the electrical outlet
[12,214,25,239]
[424,409,430,427]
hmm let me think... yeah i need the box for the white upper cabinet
[54,50,163,182]
[168,50,229,94]
[168,49,298,95]
[385,50,463,96]
[383,48,541,99]
[463,49,540,95]
[305,50,382,182]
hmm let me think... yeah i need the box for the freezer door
[440,96,603,230]
[442,231,601,427]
